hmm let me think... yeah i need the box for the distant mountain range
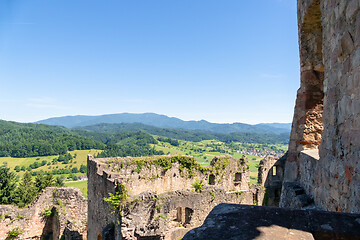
[36,113,291,135]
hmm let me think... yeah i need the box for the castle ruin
[87,154,263,240]
[0,187,87,240]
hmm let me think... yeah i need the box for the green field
[0,149,102,178]
[1,138,284,193]
[65,180,88,198]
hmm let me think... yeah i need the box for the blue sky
[0,0,299,124]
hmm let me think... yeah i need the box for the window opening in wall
[234,172,241,182]
[209,174,215,185]
[184,207,193,225]
[272,166,277,176]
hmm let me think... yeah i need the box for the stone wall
[0,187,87,240]
[121,188,253,240]
[87,155,120,240]
[87,154,258,240]
[281,0,360,213]
[258,155,285,206]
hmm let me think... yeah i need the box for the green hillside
[0,119,288,196]
[0,120,104,158]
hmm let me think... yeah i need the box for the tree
[43,173,55,189]
[55,177,65,187]
[14,171,36,207]
[35,173,45,192]
[0,166,16,204]
[35,172,55,192]
[69,173,78,181]
[79,164,87,173]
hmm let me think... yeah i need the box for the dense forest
[0,121,104,157]
[75,123,290,144]
[0,120,289,159]
[0,120,162,158]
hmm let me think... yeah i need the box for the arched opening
[209,174,215,185]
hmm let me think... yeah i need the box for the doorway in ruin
[184,207,193,225]
[209,174,215,185]
[234,172,241,182]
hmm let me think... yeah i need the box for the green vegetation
[103,183,129,213]
[192,179,204,193]
[42,208,53,217]
[7,227,23,237]
[65,180,88,198]
[0,120,104,158]
[154,214,167,221]
[107,155,208,178]
[210,188,215,201]
[75,122,289,145]
[1,149,101,179]
[0,166,65,207]
[0,119,289,201]
[95,131,164,158]
[0,166,16,204]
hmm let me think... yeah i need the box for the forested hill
[0,120,104,158]
[73,123,290,145]
[0,120,165,158]
[36,113,291,134]
[0,119,289,159]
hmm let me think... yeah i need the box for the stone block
[345,0,360,20]
[351,47,360,69]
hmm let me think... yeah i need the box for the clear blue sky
[0,0,299,124]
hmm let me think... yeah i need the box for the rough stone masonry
[281,0,360,213]
[87,154,264,240]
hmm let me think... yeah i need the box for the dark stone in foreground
[182,204,360,240]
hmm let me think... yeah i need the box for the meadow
[1,138,286,195]
[65,180,88,198]
[0,149,103,178]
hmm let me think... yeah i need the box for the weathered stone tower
[281,0,360,213]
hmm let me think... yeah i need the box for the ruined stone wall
[121,188,253,240]
[87,154,255,240]
[0,187,87,240]
[90,155,250,196]
[258,156,283,187]
[87,156,120,240]
[315,0,360,213]
[258,155,285,206]
[281,0,360,213]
